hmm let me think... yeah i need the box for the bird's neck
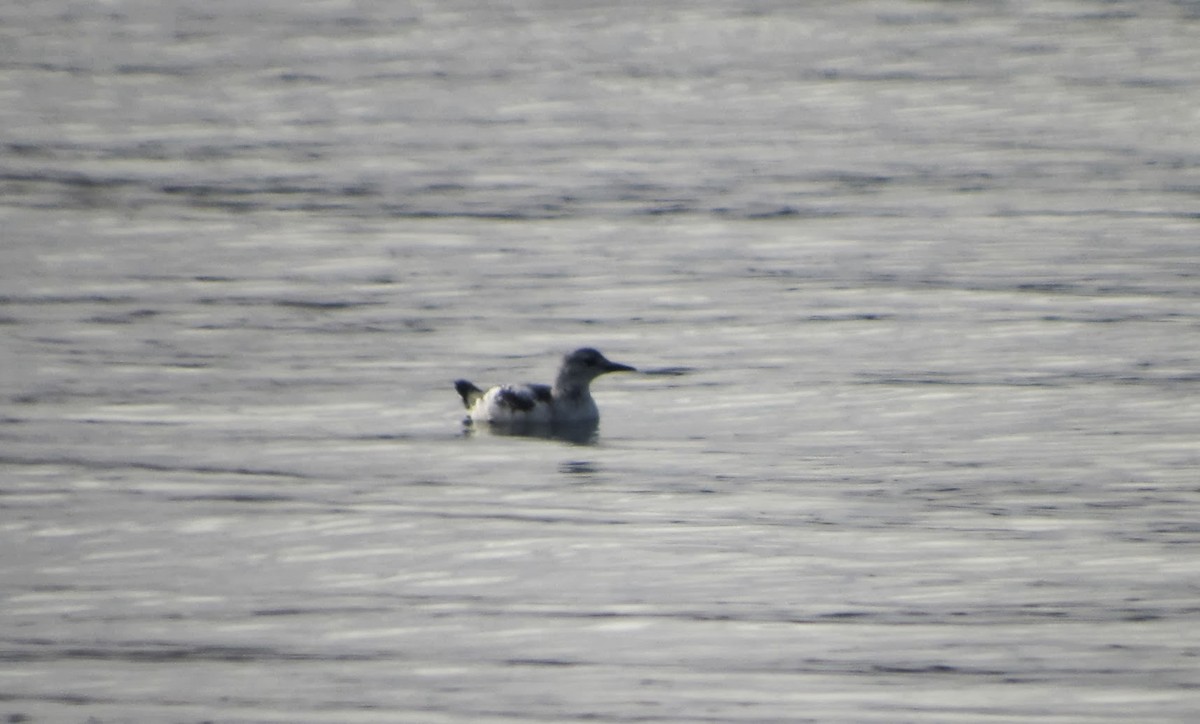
[553,375,593,402]
[551,376,599,421]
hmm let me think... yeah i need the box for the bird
[455,348,635,427]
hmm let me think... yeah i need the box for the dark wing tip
[454,379,483,408]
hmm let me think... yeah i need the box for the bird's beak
[603,360,636,373]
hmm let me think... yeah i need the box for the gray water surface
[3,1,1199,722]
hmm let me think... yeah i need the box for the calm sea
[3,1,1199,721]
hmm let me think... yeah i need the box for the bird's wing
[495,383,552,412]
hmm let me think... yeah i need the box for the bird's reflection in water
[460,419,599,445]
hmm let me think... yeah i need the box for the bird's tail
[454,380,484,409]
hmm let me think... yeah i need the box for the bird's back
[463,383,558,423]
